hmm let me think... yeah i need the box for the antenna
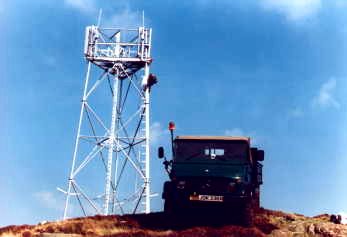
[97,9,103,27]
[142,10,145,28]
[62,15,155,219]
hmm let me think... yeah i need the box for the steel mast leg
[104,70,120,215]
[144,63,150,214]
[64,62,92,220]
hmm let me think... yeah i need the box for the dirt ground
[1,208,347,237]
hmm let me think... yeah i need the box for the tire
[254,193,260,211]
[164,198,184,227]
[164,198,173,215]
[242,200,254,227]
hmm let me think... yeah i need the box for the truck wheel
[242,201,254,227]
[253,188,260,211]
[164,198,174,215]
[254,194,260,211]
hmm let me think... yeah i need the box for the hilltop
[1,208,347,237]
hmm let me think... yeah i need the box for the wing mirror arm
[158,146,172,175]
[163,160,173,175]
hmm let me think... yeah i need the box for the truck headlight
[233,176,242,183]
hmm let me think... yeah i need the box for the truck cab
[159,130,264,225]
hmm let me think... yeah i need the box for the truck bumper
[167,191,251,206]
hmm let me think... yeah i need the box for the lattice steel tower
[62,22,155,219]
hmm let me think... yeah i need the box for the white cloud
[312,78,340,109]
[33,191,84,218]
[289,107,304,118]
[224,128,245,137]
[150,122,168,146]
[104,8,147,28]
[64,0,96,14]
[43,55,57,67]
[335,0,347,7]
[34,191,63,211]
[260,0,321,22]
[224,128,261,146]
[63,1,147,28]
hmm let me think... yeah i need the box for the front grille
[183,177,232,194]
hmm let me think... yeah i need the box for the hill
[1,208,347,237]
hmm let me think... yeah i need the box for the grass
[1,209,346,237]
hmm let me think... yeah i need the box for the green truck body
[160,135,264,225]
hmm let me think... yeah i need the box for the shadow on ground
[126,208,277,234]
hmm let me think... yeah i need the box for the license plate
[189,195,224,202]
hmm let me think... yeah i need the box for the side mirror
[251,148,258,161]
[158,146,165,159]
[257,150,264,161]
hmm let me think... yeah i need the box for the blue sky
[1,0,347,226]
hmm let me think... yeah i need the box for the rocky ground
[1,208,347,237]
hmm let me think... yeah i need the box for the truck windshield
[174,140,249,162]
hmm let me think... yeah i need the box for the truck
[158,122,264,226]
